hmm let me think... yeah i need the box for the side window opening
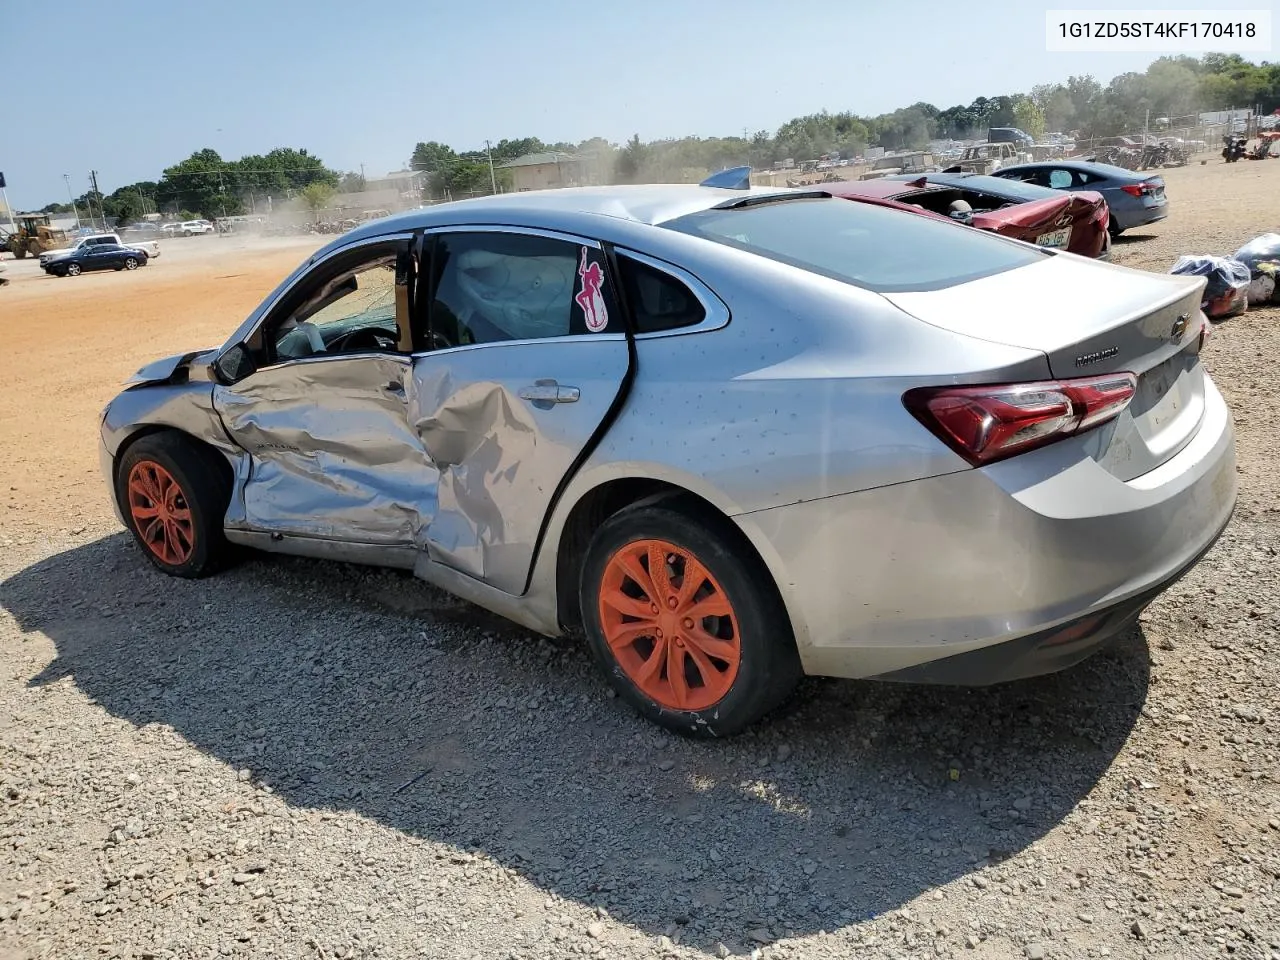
[428,232,617,348]
[615,255,706,333]
[260,243,414,366]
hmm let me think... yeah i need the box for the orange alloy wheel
[598,539,742,711]
[126,460,195,565]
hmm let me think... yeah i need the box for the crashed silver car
[101,173,1237,736]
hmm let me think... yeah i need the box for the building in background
[499,152,581,192]
[363,170,428,205]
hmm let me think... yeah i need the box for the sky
[2,0,1263,209]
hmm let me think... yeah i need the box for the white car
[179,220,215,236]
[39,233,161,268]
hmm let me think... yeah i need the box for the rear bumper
[1115,201,1168,231]
[735,376,1236,681]
[873,507,1229,685]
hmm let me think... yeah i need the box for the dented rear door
[410,228,630,595]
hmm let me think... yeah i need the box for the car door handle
[383,380,405,395]
[518,380,579,404]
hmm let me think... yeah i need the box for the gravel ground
[2,159,1279,960]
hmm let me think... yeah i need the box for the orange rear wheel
[598,539,741,712]
[126,460,195,566]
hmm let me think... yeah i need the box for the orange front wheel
[127,460,196,566]
[114,432,233,578]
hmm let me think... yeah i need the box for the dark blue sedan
[45,243,149,277]
[991,160,1169,237]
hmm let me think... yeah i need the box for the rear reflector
[904,372,1138,465]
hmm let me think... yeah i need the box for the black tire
[66,263,81,276]
[1108,216,1121,239]
[124,257,139,270]
[114,432,234,578]
[580,497,802,738]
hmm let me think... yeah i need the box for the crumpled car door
[215,353,438,544]
[214,239,439,545]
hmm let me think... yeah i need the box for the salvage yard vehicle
[942,142,1026,175]
[858,150,935,180]
[825,173,1111,258]
[100,174,1236,737]
[991,160,1169,237]
[46,243,148,277]
[39,231,161,269]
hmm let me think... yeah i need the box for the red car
[824,172,1112,259]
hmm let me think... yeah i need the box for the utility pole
[62,174,81,229]
[89,170,104,230]
[135,185,149,217]
[484,140,498,194]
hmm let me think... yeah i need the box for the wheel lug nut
[667,597,678,609]
[650,604,659,615]
[682,618,694,629]
[655,628,663,638]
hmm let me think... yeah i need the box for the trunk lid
[971,195,1072,240]
[883,253,1208,480]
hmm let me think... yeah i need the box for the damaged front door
[411,228,630,595]
[214,236,439,546]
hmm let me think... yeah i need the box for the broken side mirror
[214,343,257,384]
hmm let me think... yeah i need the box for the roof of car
[999,160,1139,179]
[340,184,800,244]
[821,178,941,200]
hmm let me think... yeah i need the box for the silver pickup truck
[38,232,162,269]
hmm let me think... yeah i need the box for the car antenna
[700,166,752,190]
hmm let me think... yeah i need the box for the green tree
[156,149,242,219]
[1012,96,1047,138]
[615,134,648,183]
[299,182,336,219]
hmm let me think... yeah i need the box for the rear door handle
[518,379,580,405]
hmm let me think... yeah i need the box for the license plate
[1139,353,1189,432]
[1036,228,1071,248]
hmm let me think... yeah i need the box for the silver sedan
[99,176,1236,736]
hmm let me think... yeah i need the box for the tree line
[41,148,348,224]
[37,53,1279,220]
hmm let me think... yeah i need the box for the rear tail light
[1120,181,1161,197]
[903,372,1138,465]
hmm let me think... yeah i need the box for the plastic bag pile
[1169,233,1280,319]
[1233,233,1280,307]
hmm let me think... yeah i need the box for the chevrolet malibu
[100,176,1236,736]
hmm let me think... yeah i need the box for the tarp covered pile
[1169,233,1280,319]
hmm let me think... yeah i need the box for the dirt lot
[2,164,1279,960]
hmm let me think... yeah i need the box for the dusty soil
[1,162,1279,960]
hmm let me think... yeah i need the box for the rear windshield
[959,176,1059,201]
[664,197,1045,293]
[1072,162,1141,180]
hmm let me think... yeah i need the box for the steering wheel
[332,326,399,353]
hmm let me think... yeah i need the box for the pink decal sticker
[575,247,608,332]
